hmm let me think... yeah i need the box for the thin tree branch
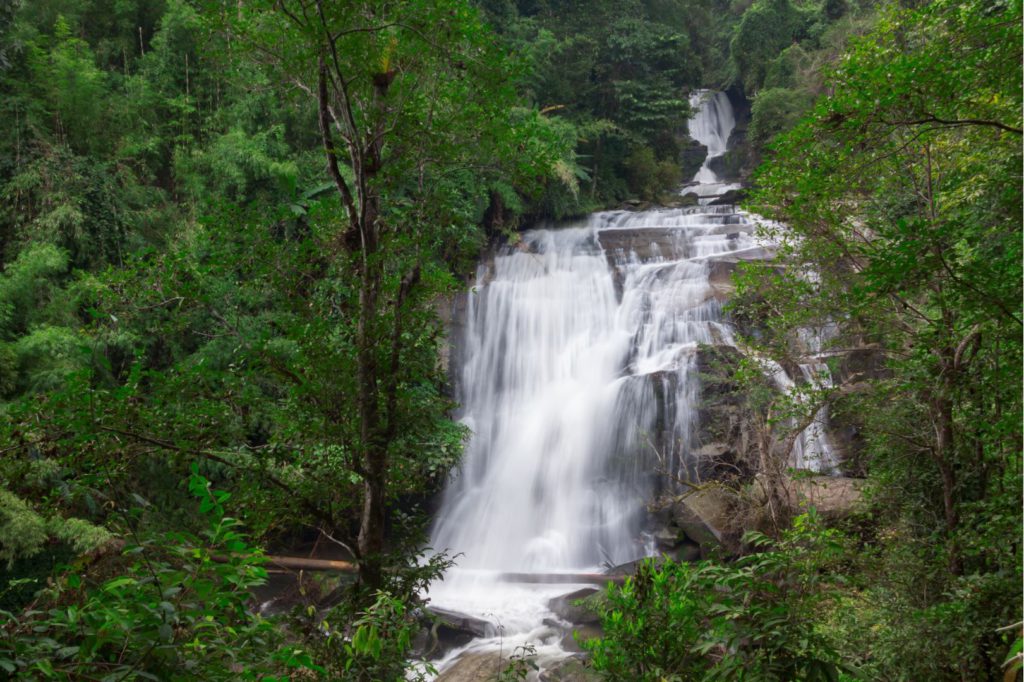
[887,114,1022,136]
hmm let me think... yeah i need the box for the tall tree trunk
[355,198,387,590]
[932,346,962,576]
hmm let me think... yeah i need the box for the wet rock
[680,138,709,180]
[436,651,507,681]
[707,260,737,302]
[663,192,700,208]
[705,244,775,263]
[596,223,765,270]
[548,587,603,626]
[693,344,769,484]
[416,607,496,660]
[540,654,602,681]
[708,187,748,205]
[619,199,654,211]
[560,625,603,653]
[428,606,494,638]
[707,142,750,183]
[694,442,731,459]
[597,227,689,262]
[646,517,705,561]
[651,525,682,548]
[606,557,642,576]
[434,292,468,388]
[702,222,753,236]
[252,568,354,616]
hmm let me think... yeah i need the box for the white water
[790,326,840,473]
[424,91,836,677]
[684,90,742,203]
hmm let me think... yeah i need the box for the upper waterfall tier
[684,90,742,202]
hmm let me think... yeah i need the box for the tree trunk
[757,413,790,534]
[355,199,387,590]
[932,341,962,576]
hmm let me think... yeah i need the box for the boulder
[671,485,736,548]
[557,619,604,653]
[708,187,748,206]
[643,524,702,562]
[750,474,865,520]
[548,587,603,626]
[436,651,507,682]
[606,554,672,576]
[706,140,750,183]
[707,259,737,302]
[680,139,709,180]
[651,525,682,548]
[676,540,703,563]
[668,192,700,208]
[618,199,653,211]
[791,475,864,519]
[540,655,602,681]
[438,648,602,682]
[416,606,496,660]
[427,606,494,638]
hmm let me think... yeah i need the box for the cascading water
[684,90,742,203]
[424,92,836,677]
[790,326,840,473]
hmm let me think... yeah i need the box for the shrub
[584,511,846,681]
[0,468,320,680]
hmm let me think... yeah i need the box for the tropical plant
[585,511,847,681]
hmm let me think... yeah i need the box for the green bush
[748,87,815,150]
[0,469,320,680]
[730,0,814,94]
[585,511,846,681]
[624,146,682,201]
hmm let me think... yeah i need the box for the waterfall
[684,90,742,202]
[431,227,635,574]
[424,91,836,676]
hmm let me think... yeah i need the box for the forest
[0,0,1020,680]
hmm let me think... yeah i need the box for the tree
[729,0,811,94]
[217,0,569,587]
[736,0,1021,673]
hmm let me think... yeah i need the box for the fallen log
[264,555,358,572]
[213,554,359,573]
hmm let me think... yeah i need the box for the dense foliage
[472,0,881,208]
[475,0,710,212]
[732,0,1023,676]
[0,0,1019,679]
[0,0,574,677]
[586,513,847,681]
